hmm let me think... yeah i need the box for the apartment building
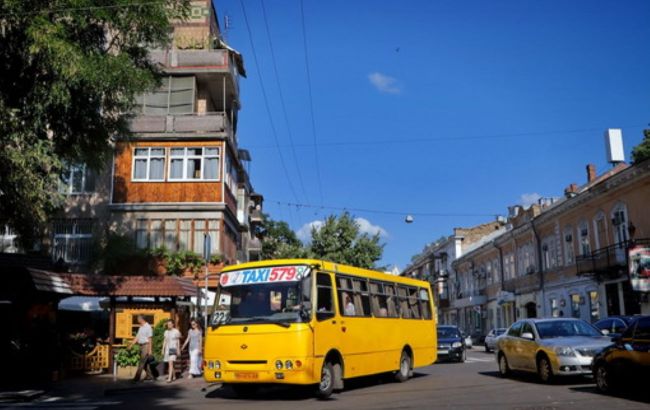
[449,159,650,337]
[1,1,262,272]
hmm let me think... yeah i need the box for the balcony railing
[129,112,232,135]
[576,239,650,277]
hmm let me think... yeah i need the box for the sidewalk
[0,373,212,405]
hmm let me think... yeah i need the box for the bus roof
[221,259,430,288]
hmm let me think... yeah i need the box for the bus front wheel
[394,350,411,383]
[316,362,334,399]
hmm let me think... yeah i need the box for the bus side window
[352,278,371,317]
[408,287,421,319]
[384,283,399,318]
[316,272,334,320]
[370,281,388,317]
[419,288,432,319]
[398,286,411,319]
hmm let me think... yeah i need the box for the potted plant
[148,247,169,275]
[114,345,141,379]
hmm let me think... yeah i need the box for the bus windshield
[212,265,312,326]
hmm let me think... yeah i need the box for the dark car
[437,325,466,362]
[593,316,635,338]
[592,315,650,394]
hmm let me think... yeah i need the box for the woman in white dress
[162,319,182,383]
[181,319,203,378]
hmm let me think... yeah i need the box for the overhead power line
[0,0,167,18]
[271,200,499,218]
[299,0,324,205]
[246,124,648,149]
[238,0,300,203]
[259,0,309,203]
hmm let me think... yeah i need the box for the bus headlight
[285,360,293,370]
[214,360,221,369]
[207,361,214,369]
[275,360,283,370]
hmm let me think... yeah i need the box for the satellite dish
[405,215,414,223]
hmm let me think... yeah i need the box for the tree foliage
[259,213,306,260]
[631,129,650,164]
[0,0,190,246]
[260,212,385,269]
[307,212,384,269]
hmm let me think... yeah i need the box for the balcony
[129,112,233,139]
[576,239,650,278]
[148,48,242,94]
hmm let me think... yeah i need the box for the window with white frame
[132,147,165,181]
[59,164,96,194]
[52,219,93,264]
[563,226,574,265]
[169,147,220,181]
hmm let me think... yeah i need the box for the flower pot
[115,365,137,379]
[150,257,167,276]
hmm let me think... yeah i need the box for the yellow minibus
[203,259,437,398]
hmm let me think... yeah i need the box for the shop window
[588,291,600,322]
[570,294,581,318]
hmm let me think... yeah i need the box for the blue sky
[216,0,650,270]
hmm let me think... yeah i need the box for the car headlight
[553,346,575,357]
[452,342,463,348]
[275,360,283,370]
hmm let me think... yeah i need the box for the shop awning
[28,269,197,297]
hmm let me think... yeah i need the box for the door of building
[525,302,537,318]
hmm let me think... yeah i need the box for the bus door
[313,272,340,363]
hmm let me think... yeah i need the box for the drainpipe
[531,219,545,318]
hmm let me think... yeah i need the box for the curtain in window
[187,158,201,179]
[170,158,183,179]
[179,220,191,250]
[164,220,177,251]
[150,158,164,180]
[134,159,147,179]
[204,157,219,179]
[151,220,163,249]
[193,220,205,254]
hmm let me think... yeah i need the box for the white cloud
[296,220,324,242]
[368,72,401,94]
[520,192,542,208]
[296,217,388,242]
[355,217,388,237]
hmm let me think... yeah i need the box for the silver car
[484,328,507,352]
[496,318,613,383]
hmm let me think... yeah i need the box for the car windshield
[212,266,311,325]
[437,327,461,338]
[495,329,506,335]
[534,320,602,339]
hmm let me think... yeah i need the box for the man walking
[128,315,155,382]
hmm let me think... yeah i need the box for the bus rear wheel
[316,362,334,399]
[394,350,411,383]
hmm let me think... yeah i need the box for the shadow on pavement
[205,372,431,402]
[569,385,650,405]
[478,370,592,386]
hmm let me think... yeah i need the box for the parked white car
[484,328,507,352]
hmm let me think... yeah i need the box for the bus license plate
[235,372,259,380]
[438,350,448,354]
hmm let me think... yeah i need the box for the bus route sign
[220,266,308,287]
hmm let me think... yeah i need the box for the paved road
[5,350,649,409]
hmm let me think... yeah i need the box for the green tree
[259,214,306,259]
[631,129,650,164]
[0,0,190,247]
[307,212,384,269]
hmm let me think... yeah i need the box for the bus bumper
[203,358,316,385]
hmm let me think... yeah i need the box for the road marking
[465,357,494,363]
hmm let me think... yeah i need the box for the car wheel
[316,362,335,399]
[594,363,616,394]
[498,353,510,377]
[537,356,554,384]
[484,343,490,353]
[394,350,411,382]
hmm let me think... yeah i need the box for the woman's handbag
[168,347,178,356]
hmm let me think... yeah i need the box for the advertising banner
[629,244,650,292]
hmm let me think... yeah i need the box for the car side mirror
[600,329,610,336]
[521,332,534,340]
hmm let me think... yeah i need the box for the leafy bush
[115,345,140,368]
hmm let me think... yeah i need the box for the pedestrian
[162,319,182,383]
[128,315,154,382]
[181,319,203,378]
[344,294,356,316]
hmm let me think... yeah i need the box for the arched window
[610,202,629,246]
[592,211,608,250]
[563,225,574,265]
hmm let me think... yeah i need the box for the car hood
[438,337,462,344]
[538,336,613,349]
